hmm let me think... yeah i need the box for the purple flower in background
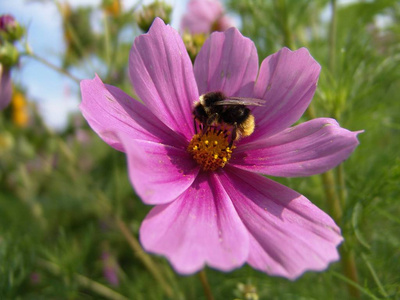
[181,0,233,34]
[0,65,12,110]
[80,18,361,279]
[101,251,119,286]
[0,14,24,42]
[0,14,16,32]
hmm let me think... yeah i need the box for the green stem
[38,259,129,300]
[328,0,337,73]
[306,101,360,299]
[116,218,174,298]
[361,253,389,298]
[331,272,380,300]
[321,171,342,221]
[274,0,294,49]
[336,163,347,208]
[27,53,80,84]
[340,248,361,298]
[199,269,214,300]
[327,0,360,297]
[103,12,111,70]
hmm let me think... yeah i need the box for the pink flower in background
[101,251,119,286]
[0,14,17,33]
[181,0,233,34]
[0,65,12,110]
[80,18,361,279]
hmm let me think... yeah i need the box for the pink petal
[181,0,224,34]
[231,118,361,177]
[220,167,343,279]
[140,171,249,274]
[129,18,198,140]
[248,47,321,142]
[117,136,200,205]
[80,75,184,152]
[0,66,12,110]
[194,27,258,97]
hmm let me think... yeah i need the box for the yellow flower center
[187,126,235,171]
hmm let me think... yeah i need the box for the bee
[193,91,264,144]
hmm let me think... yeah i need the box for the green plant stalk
[116,218,175,298]
[336,163,347,208]
[274,0,294,49]
[340,246,360,299]
[38,259,129,300]
[326,0,360,297]
[331,272,380,300]
[199,269,214,300]
[328,0,337,73]
[361,253,389,298]
[307,103,360,298]
[27,53,80,84]
[103,12,112,71]
[321,171,342,221]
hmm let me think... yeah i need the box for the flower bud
[0,41,19,67]
[0,14,24,42]
[102,0,121,17]
[182,32,207,62]
[136,1,172,32]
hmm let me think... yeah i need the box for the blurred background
[1,0,399,299]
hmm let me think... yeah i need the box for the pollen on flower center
[187,126,235,171]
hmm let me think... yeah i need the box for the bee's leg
[204,113,218,133]
[229,122,238,148]
[193,118,198,134]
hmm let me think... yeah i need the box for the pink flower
[0,65,12,110]
[101,251,119,286]
[181,0,233,34]
[80,18,361,279]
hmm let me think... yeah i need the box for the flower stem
[115,218,174,298]
[38,259,129,300]
[198,269,214,300]
[326,0,360,297]
[27,52,80,84]
[103,12,111,70]
[274,0,294,49]
[306,101,360,299]
[341,248,361,298]
[336,163,347,207]
[321,171,342,221]
[328,0,337,73]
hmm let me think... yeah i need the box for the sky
[0,0,187,130]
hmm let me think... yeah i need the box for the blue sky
[0,0,186,129]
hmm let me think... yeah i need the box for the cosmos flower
[181,0,233,35]
[80,18,361,279]
[0,65,12,110]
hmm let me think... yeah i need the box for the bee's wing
[214,96,265,106]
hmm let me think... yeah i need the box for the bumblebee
[193,91,264,143]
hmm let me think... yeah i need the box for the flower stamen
[188,126,235,171]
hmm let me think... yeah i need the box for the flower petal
[117,136,200,205]
[129,18,198,140]
[80,75,185,152]
[140,171,249,274]
[194,27,258,97]
[220,167,343,279]
[248,47,321,142]
[231,118,361,177]
[0,66,12,110]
